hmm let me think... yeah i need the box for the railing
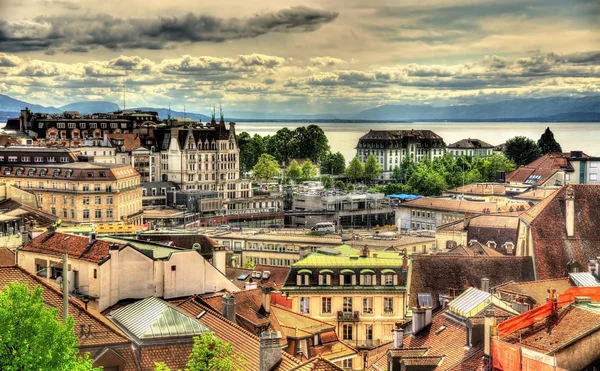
[337,311,360,322]
[343,338,383,349]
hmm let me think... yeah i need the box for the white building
[446,138,495,158]
[356,130,446,180]
[17,230,238,311]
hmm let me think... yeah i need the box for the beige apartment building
[282,245,408,370]
[0,162,143,225]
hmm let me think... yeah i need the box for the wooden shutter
[319,275,323,285]
[340,275,344,285]
[352,275,356,286]
[393,275,398,285]
[359,275,364,285]
[326,275,331,285]
[297,275,302,286]
[372,275,377,286]
[381,274,385,285]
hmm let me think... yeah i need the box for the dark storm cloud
[0,6,338,53]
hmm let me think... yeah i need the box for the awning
[340,269,355,274]
[360,269,375,274]
[298,269,312,274]
[319,269,334,274]
[381,269,396,274]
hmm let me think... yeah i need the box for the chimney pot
[222,293,236,322]
[392,326,404,348]
[261,287,272,315]
[260,331,282,371]
[481,278,490,293]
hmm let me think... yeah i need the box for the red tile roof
[225,265,291,290]
[139,343,192,371]
[506,152,574,186]
[409,255,535,308]
[495,278,573,306]
[106,133,142,152]
[0,266,130,348]
[401,309,483,370]
[22,231,122,263]
[176,297,300,370]
[446,183,506,196]
[0,247,15,266]
[201,288,287,345]
[401,198,501,214]
[289,355,344,371]
[522,185,600,279]
[503,304,600,353]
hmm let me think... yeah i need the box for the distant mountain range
[1,93,599,122]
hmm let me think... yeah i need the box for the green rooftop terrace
[100,237,184,260]
[292,244,405,268]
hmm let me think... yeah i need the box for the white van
[311,222,335,233]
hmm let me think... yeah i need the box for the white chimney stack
[565,187,575,238]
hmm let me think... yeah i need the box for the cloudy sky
[0,0,599,115]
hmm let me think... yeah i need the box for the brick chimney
[565,186,575,238]
[222,293,236,322]
[481,278,490,293]
[392,324,404,348]
[261,287,272,315]
[484,309,496,357]
[260,331,282,371]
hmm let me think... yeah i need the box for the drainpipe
[62,254,68,319]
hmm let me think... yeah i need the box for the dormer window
[318,269,333,285]
[28,168,35,176]
[360,269,376,285]
[65,170,72,178]
[504,242,515,254]
[296,269,312,286]
[4,167,12,175]
[53,169,60,177]
[15,168,23,176]
[382,269,398,285]
[340,269,356,286]
[39,168,47,176]
[487,241,497,249]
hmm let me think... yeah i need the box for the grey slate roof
[569,272,600,287]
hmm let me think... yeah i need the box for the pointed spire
[211,104,216,124]
[220,102,224,123]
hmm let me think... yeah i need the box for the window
[363,297,373,314]
[21,156,30,162]
[384,274,394,285]
[342,325,353,341]
[71,209,75,219]
[8,156,17,162]
[95,196,101,205]
[63,209,67,218]
[93,269,97,279]
[95,209,101,219]
[384,297,393,314]
[83,197,90,205]
[83,209,90,219]
[300,297,310,314]
[94,184,101,192]
[591,173,598,181]
[321,297,331,314]
[106,185,112,192]
[36,263,47,278]
[51,207,56,216]
[342,359,353,370]
[362,275,373,285]
[591,161,598,168]
[50,195,56,204]
[83,184,90,191]
[343,297,353,313]
[107,209,113,218]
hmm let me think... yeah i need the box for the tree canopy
[0,282,99,371]
[537,127,563,154]
[301,159,318,179]
[237,133,266,174]
[252,154,280,182]
[321,152,346,175]
[286,160,302,183]
[504,136,542,166]
[364,154,383,183]
[154,332,245,371]
[241,258,256,269]
[345,156,365,181]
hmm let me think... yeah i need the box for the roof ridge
[271,304,336,328]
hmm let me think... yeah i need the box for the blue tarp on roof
[387,194,422,200]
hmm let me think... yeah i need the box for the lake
[235,122,600,162]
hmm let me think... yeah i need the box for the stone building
[0,162,143,225]
[446,138,495,158]
[356,129,445,180]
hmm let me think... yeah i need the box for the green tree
[252,154,280,182]
[391,165,402,181]
[345,156,365,182]
[364,154,383,184]
[334,180,346,190]
[503,136,542,166]
[321,152,346,175]
[301,159,318,179]
[293,125,330,163]
[238,133,266,174]
[286,160,302,183]
[241,258,255,270]
[0,282,99,371]
[537,127,563,155]
[266,128,296,164]
[408,163,448,196]
[399,157,417,183]
[155,332,245,371]
[323,177,333,189]
[475,154,516,181]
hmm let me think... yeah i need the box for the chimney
[392,324,404,348]
[484,309,496,357]
[411,307,428,334]
[222,293,236,322]
[261,287,272,315]
[588,260,597,275]
[260,331,282,371]
[89,231,97,245]
[481,278,490,293]
[245,281,258,290]
[402,250,408,272]
[595,257,600,278]
[565,186,575,238]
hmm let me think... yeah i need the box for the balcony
[337,311,360,322]
[343,338,382,349]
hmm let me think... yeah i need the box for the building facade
[446,138,495,158]
[0,162,143,225]
[282,245,408,368]
[356,130,445,180]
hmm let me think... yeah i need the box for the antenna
[168,103,171,120]
[220,102,223,122]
